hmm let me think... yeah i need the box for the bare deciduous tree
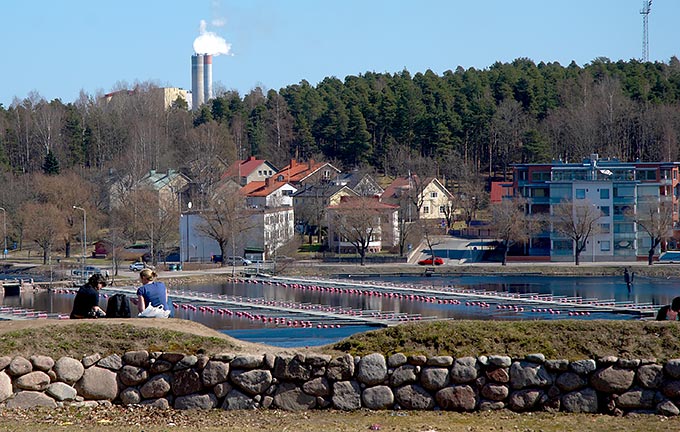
[328,197,393,266]
[552,199,601,265]
[21,202,67,264]
[490,197,543,266]
[633,200,674,265]
[195,186,253,269]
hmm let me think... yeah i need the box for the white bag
[138,304,170,318]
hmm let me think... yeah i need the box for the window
[423,206,430,214]
[600,241,611,251]
[431,192,438,198]
[600,223,610,233]
[531,171,551,182]
[600,189,610,199]
[600,206,610,217]
[553,240,572,251]
[637,169,656,181]
[614,223,635,233]
[614,186,634,197]
[575,189,586,199]
[439,206,445,214]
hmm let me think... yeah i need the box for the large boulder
[273,382,316,411]
[356,353,387,386]
[509,361,553,389]
[6,391,57,409]
[435,385,477,411]
[74,366,118,400]
[361,385,394,410]
[331,381,361,411]
[590,366,635,393]
[230,369,272,395]
[394,384,435,410]
[54,357,84,385]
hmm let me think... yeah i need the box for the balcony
[613,196,635,205]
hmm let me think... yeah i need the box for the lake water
[2,273,677,347]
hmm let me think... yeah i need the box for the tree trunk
[575,252,580,266]
[648,248,654,266]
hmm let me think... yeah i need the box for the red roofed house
[274,159,341,187]
[240,177,298,208]
[224,156,278,186]
[382,175,452,221]
[326,196,399,261]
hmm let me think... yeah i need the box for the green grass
[329,320,680,361]
[0,322,241,359]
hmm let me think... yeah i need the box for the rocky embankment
[2,349,680,416]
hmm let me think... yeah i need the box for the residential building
[490,181,514,203]
[326,196,399,254]
[382,176,453,221]
[273,159,341,187]
[332,172,384,197]
[513,154,680,262]
[103,87,189,110]
[223,156,278,186]
[241,177,297,208]
[293,184,358,242]
[109,169,190,210]
[180,206,295,262]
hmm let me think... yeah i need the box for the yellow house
[382,176,453,221]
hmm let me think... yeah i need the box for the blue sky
[1,0,678,107]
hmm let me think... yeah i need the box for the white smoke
[193,20,232,56]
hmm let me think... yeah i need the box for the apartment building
[513,155,680,262]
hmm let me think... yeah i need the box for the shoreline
[7,259,680,290]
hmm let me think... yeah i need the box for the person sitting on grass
[135,268,171,317]
[70,273,107,319]
[656,296,680,321]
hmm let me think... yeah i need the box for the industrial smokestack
[191,54,205,110]
[203,54,212,103]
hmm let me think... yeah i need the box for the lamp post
[185,202,192,266]
[0,207,6,259]
[73,206,86,281]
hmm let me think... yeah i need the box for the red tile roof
[275,159,337,183]
[240,178,292,197]
[224,156,271,179]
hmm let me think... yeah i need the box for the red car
[418,257,444,265]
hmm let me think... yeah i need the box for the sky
[1,0,679,107]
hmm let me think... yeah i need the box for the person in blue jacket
[135,268,171,317]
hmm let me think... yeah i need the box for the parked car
[225,256,252,266]
[72,266,102,277]
[657,251,680,264]
[418,256,444,266]
[129,261,152,271]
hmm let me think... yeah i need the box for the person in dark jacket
[70,273,107,319]
[656,297,680,321]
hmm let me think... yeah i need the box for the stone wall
[1,350,680,415]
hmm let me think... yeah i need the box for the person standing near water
[624,268,634,292]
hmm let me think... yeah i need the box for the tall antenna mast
[640,0,652,62]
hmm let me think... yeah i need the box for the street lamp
[185,202,192,265]
[73,206,86,281]
[0,207,6,259]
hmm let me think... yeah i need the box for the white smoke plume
[193,20,232,56]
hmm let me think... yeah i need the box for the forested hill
[2,57,680,181]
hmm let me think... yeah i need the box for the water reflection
[3,274,677,334]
